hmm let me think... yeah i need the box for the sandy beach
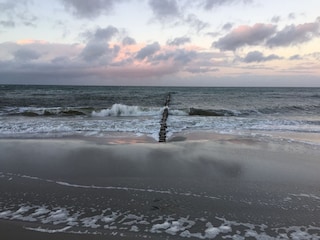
[1,135,320,239]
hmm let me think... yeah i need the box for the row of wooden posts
[159,94,171,142]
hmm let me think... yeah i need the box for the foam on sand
[1,202,318,239]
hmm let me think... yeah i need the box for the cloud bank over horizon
[0,0,320,86]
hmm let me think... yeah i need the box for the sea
[1,85,320,144]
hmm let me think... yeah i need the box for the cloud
[149,49,197,72]
[147,1,211,33]
[267,21,320,47]
[149,48,195,65]
[206,32,220,38]
[0,41,91,84]
[288,13,296,20]
[0,41,82,68]
[17,10,38,27]
[80,42,110,62]
[0,0,36,28]
[152,52,174,62]
[94,26,119,41]
[203,0,253,10]
[185,14,210,33]
[51,56,70,64]
[0,1,12,11]
[214,23,276,51]
[148,0,180,21]
[167,36,191,46]
[82,26,119,42]
[135,42,160,60]
[185,67,219,73]
[271,16,280,23]
[289,54,302,60]
[172,49,196,64]
[182,51,228,74]
[16,39,48,45]
[222,22,233,31]
[0,39,203,85]
[80,43,120,63]
[60,0,123,19]
[1,38,319,86]
[79,26,119,62]
[214,19,320,51]
[0,20,15,28]
[90,63,179,80]
[122,37,136,46]
[309,52,320,60]
[147,1,209,33]
[242,51,281,63]
[13,48,41,61]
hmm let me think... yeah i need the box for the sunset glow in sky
[1,0,320,86]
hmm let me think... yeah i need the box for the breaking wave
[91,104,161,117]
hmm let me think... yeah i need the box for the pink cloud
[16,39,48,45]
[214,23,276,50]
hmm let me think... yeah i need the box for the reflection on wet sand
[0,138,320,239]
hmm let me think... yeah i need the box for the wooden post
[159,93,170,142]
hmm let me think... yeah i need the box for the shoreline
[0,130,320,147]
[1,134,320,239]
[1,129,320,146]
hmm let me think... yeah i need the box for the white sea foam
[92,104,161,117]
[24,226,72,233]
[290,193,320,201]
[2,109,320,146]
[9,206,37,222]
[0,116,160,138]
[31,207,50,217]
[81,216,101,228]
[150,221,171,233]
[130,225,139,232]
[15,206,31,214]
[102,216,116,223]
[42,208,69,225]
[1,202,320,239]
[204,225,220,238]
[17,107,61,115]
[169,109,188,116]
[54,180,223,201]
[0,210,12,219]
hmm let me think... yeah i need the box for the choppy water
[1,85,320,142]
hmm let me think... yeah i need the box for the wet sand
[1,136,320,239]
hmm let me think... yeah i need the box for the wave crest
[4,107,88,117]
[92,104,160,117]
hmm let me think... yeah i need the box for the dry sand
[0,135,320,239]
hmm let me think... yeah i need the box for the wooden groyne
[159,94,171,142]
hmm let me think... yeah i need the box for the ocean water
[1,85,320,143]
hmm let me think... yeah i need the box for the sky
[0,0,320,86]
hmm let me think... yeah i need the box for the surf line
[159,93,171,142]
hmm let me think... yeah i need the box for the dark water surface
[1,85,320,141]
